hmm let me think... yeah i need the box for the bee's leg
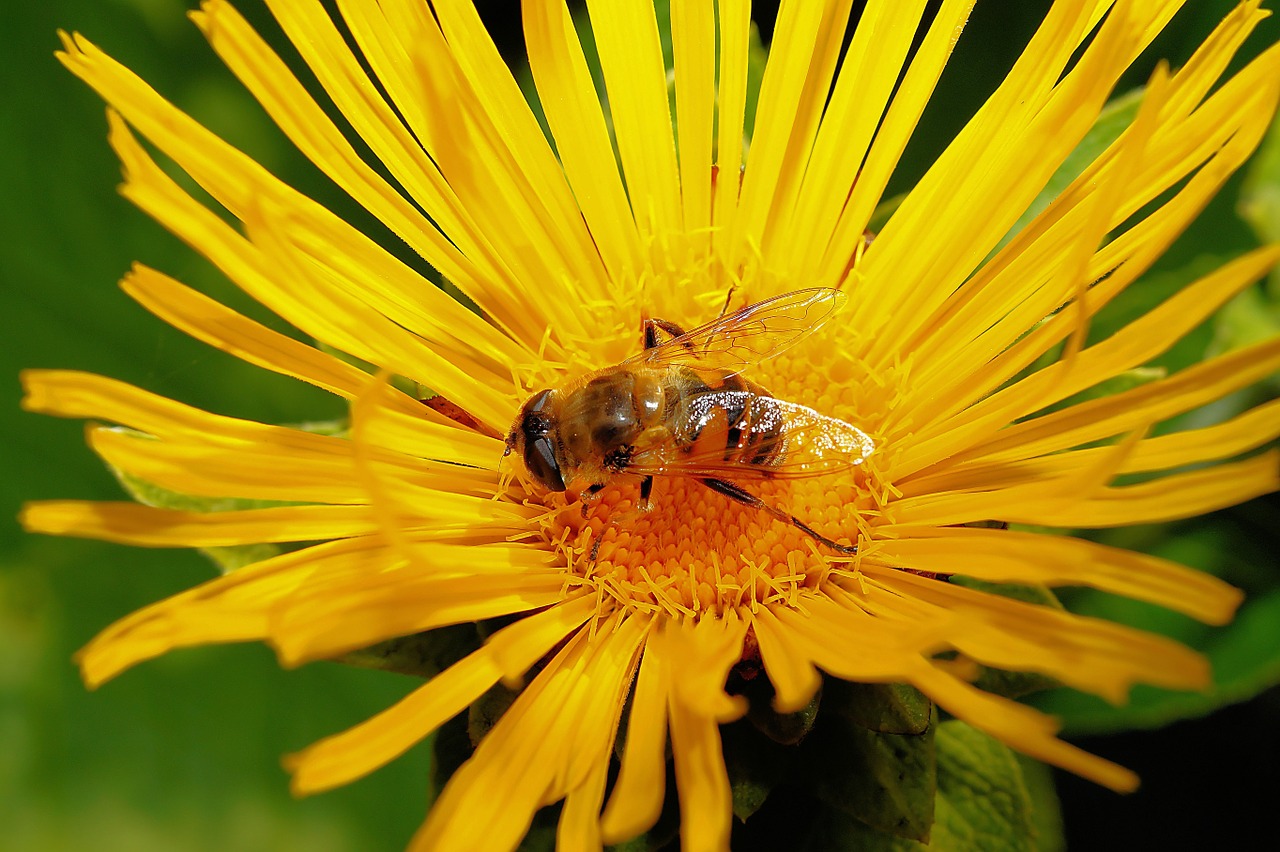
[638,475,654,511]
[420,393,504,440]
[718,282,739,318]
[642,317,690,352]
[699,477,858,556]
[580,483,606,519]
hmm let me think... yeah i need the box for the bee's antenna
[718,282,739,318]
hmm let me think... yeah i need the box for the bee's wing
[629,392,875,480]
[624,288,846,377]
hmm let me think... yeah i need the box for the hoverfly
[504,289,874,555]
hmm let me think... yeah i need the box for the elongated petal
[600,637,670,844]
[585,0,681,238]
[750,604,821,713]
[121,266,424,419]
[524,0,640,283]
[869,527,1242,625]
[76,536,394,686]
[956,339,1280,467]
[192,0,508,330]
[21,502,377,547]
[418,614,643,851]
[663,619,747,852]
[286,597,594,795]
[671,0,716,238]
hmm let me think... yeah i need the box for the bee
[503,288,875,556]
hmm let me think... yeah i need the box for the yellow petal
[750,604,821,713]
[431,0,611,287]
[271,565,569,665]
[909,663,1140,793]
[853,1,1177,366]
[782,0,931,276]
[663,620,739,852]
[735,0,847,274]
[600,636,669,844]
[867,568,1212,700]
[286,598,594,795]
[121,265,423,419]
[891,450,1278,528]
[585,0,681,237]
[869,527,1243,625]
[523,0,641,284]
[671,0,716,238]
[94,106,517,425]
[712,0,750,249]
[898,326,1280,481]
[20,501,377,547]
[904,397,1280,500]
[192,0,510,332]
[893,41,1280,434]
[557,759,611,852]
[76,536,393,687]
[775,598,1141,791]
[414,629,590,852]
[817,0,975,282]
[958,245,1274,448]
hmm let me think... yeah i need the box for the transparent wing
[629,390,875,480]
[625,288,847,378]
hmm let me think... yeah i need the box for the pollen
[539,337,903,617]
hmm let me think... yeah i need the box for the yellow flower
[21,0,1280,849]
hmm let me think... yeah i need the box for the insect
[504,288,875,555]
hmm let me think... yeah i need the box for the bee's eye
[524,436,566,492]
[521,389,555,436]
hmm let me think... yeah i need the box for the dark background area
[2,1,1277,849]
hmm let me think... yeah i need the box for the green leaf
[1208,284,1280,358]
[867,193,906,235]
[823,678,932,735]
[429,712,473,802]
[1240,106,1280,268]
[1018,755,1066,852]
[802,721,1054,851]
[950,578,1063,609]
[114,468,289,575]
[515,808,559,852]
[799,706,937,842]
[341,623,480,681]
[929,722,1039,852]
[742,677,822,744]
[722,718,795,821]
[200,542,282,574]
[968,666,1060,703]
[806,807,926,852]
[114,467,293,514]
[468,680,522,746]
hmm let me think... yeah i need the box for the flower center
[538,339,905,618]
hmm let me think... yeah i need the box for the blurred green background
[2,1,1278,850]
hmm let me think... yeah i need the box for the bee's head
[505,388,567,492]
